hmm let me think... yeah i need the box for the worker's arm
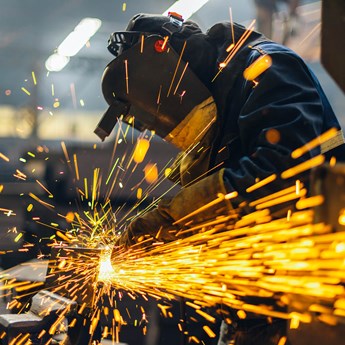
[114,169,232,248]
[114,47,342,250]
[219,46,335,207]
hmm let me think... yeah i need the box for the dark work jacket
[188,21,345,330]
[189,23,345,211]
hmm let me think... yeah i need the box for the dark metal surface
[321,0,345,93]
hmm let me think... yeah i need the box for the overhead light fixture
[45,17,102,72]
[163,0,210,19]
[45,53,70,72]
[57,18,102,57]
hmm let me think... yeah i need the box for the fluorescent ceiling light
[57,18,102,57]
[45,53,70,72]
[45,17,101,71]
[163,0,210,19]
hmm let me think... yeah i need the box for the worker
[95,13,345,345]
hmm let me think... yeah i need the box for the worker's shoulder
[251,40,300,58]
[247,40,309,72]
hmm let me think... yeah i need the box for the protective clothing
[95,13,217,144]
[115,169,232,248]
[106,14,345,249]
[106,13,345,345]
[99,35,216,148]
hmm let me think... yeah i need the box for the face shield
[95,30,217,149]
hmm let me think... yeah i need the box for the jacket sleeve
[114,168,233,249]
[220,47,330,207]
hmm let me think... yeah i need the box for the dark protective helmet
[95,13,218,147]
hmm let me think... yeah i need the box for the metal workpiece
[0,245,105,345]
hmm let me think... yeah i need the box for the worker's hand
[112,168,234,254]
[115,206,179,249]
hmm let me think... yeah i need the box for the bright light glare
[163,0,211,19]
[97,254,115,282]
[57,18,102,57]
[45,53,70,72]
[45,17,101,71]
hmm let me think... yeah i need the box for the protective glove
[114,168,233,250]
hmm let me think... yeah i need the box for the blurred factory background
[0,0,344,266]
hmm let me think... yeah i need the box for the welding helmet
[95,13,217,149]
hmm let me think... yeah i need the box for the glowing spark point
[133,138,150,163]
[243,54,272,81]
[137,188,143,199]
[21,87,31,95]
[73,154,80,180]
[281,155,325,179]
[65,211,75,223]
[291,128,338,159]
[164,168,172,178]
[229,7,235,44]
[157,85,162,105]
[0,185,3,193]
[278,336,287,345]
[287,209,292,221]
[29,192,55,209]
[203,325,216,338]
[124,59,129,94]
[195,309,216,323]
[226,43,234,52]
[161,35,169,51]
[56,230,71,242]
[27,204,33,212]
[61,141,71,163]
[174,61,189,96]
[32,71,37,85]
[338,209,345,226]
[36,179,53,197]
[237,310,246,319]
[246,174,276,193]
[0,152,10,162]
[106,158,119,186]
[295,179,301,195]
[14,233,23,242]
[290,318,300,329]
[213,20,256,81]
[53,100,60,108]
[167,41,187,97]
[122,2,126,11]
[144,163,158,184]
[296,195,324,210]
[266,128,281,144]
[140,34,145,53]
[98,254,114,282]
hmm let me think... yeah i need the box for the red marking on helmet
[154,39,167,53]
[168,12,183,20]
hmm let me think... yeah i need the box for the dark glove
[114,168,233,249]
[115,207,179,248]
